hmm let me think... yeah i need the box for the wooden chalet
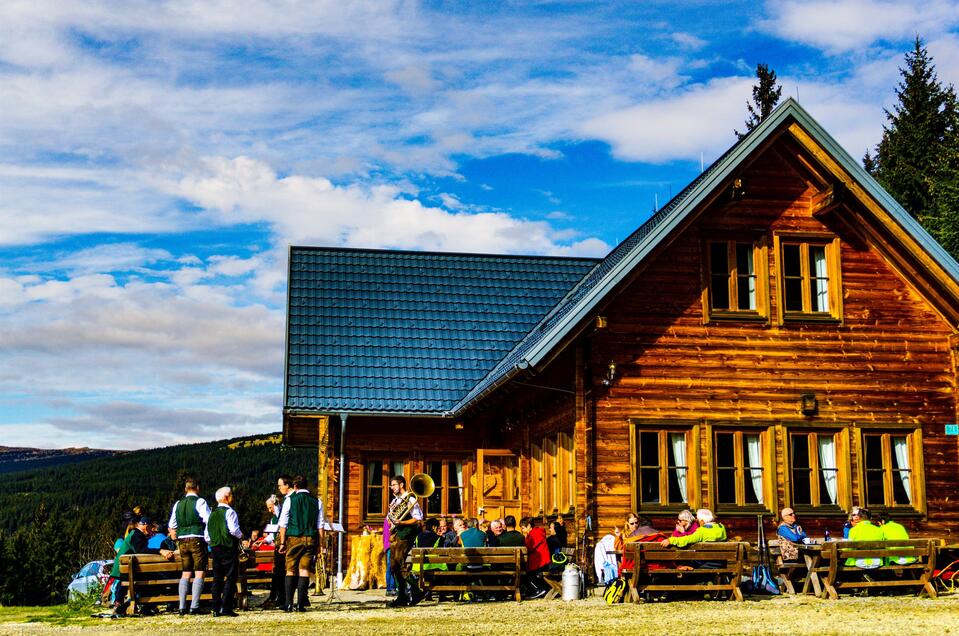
[283,99,959,577]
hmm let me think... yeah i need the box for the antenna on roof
[700,152,704,173]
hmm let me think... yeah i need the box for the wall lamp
[602,360,617,386]
[800,393,818,416]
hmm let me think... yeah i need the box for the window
[704,239,767,319]
[863,432,915,507]
[364,458,405,517]
[714,429,768,508]
[632,424,699,510]
[531,431,575,514]
[776,236,841,320]
[424,459,464,516]
[789,431,841,507]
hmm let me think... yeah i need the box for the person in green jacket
[660,509,727,548]
[845,508,884,568]
[876,510,916,565]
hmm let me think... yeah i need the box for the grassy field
[1,590,957,635]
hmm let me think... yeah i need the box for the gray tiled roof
[284,247,599,413]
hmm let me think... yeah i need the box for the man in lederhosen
[276,474,325,612]
[168,476,211,615]
[387,475,423,608]
[206,486,243,617]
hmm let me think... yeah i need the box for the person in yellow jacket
[876,510,916,565]
[845,508,884,568]
[659,509,726,547]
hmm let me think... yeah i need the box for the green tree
[736,63,783,139]
[867,37,959,257]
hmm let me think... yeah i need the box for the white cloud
[580,77,754,163]
[760,0,959,53]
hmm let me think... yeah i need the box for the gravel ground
[2,589,957,635]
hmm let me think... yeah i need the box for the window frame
[782,423,851,514]
[702,236,769,322]
[362,457,408,520]
[422,456,468,518]
[773,233,843,323]
[856,425,925,515]
[707,422,775,515]
[629,420,700,513]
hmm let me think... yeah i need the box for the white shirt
[278,490,326,529]
[168,494,211,539]
[390,493,423,521]
[204,504,243,543]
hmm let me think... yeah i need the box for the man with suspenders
[168,476,211,615]
[277,474,325,612]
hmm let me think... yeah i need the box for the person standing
[277,474,325,612]
[386,475,423,608]
[168,476,212,616]
[206,487,243,617]
[262,494,286,609]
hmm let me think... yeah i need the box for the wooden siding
[587,139,959,539]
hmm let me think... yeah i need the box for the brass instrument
[387,473,435,527]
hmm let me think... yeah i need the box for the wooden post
[315,415,330,594]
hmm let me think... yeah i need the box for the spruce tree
[867,37,959,257]
[736,63,783,139]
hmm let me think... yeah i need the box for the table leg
[802,552,822,597]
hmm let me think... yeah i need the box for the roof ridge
[289,244,602,262]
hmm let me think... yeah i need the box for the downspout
[336,412,348,586]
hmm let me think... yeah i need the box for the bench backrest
[821,539,936,563]
[409,547,527,567]
[625,541,746,563]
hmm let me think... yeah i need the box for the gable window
[704,239,767,319]
[364,458,405,517]
[789,430,847,508]
[862,431,918,508]
[775,235,842,321]
[630,421,699,511]
[424,458,465,517]
[713,428,771,510]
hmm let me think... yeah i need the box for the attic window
[775,235,842,322]
[704,238,768,321]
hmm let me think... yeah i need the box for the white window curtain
[813,246,829,312]
[452,462,464,511]
[745,434,764,504]
[817,436,838,504]
[670,433,688,503]
[392,461,405,479]
[745,248,757,309]
[892,437,912,504]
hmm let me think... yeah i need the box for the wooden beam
[810,182,846,218]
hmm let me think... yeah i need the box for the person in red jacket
[520,517,550,599]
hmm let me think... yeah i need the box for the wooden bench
[624,541,747,602]
[409,547,527,602]
[119,549,284,614]
[767,539,808,594]
[815,539,938,599]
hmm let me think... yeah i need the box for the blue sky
[2,1,959,449]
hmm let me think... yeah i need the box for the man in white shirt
[168,476,212,615]
[276,474,326,612]
[206,486,243,617]
[387,475,423,608]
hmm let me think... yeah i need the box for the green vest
[208,506,236,548]
[286,491,318,537]
[176,495,205,536]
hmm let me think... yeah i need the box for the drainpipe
[337,413,348,586]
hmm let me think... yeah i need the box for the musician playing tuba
[386,475,424,607]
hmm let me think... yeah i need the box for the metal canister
[562,564,581,601]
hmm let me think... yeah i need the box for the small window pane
[864,436,883,470]
[640,468,660,503]
[426,461,443,513]
[639,432,659,466]
[448,461,464,514]
[710,243,730,310]
[366,460,383,515]
[784,278,804,311]
[717,468,737,503]
[792,468,812,505]
[710,243,729,275]
[716,433,735,467]
[865,471,885,506]
[391,461,405,480]
[783,244,801,276]
[791,434,810,468]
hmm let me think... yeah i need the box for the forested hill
[0,446,120,475]
[0,434,317,605]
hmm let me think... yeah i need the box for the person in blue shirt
[777,508,809,544]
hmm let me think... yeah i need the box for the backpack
[548,551,569,574]
[603,577,627,604]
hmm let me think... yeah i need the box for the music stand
[321,522,346,603]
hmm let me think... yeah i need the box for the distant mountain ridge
[0,445,121,474]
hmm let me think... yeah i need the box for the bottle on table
[823,529,831,542]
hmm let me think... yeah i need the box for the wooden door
[475,449,521,521]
